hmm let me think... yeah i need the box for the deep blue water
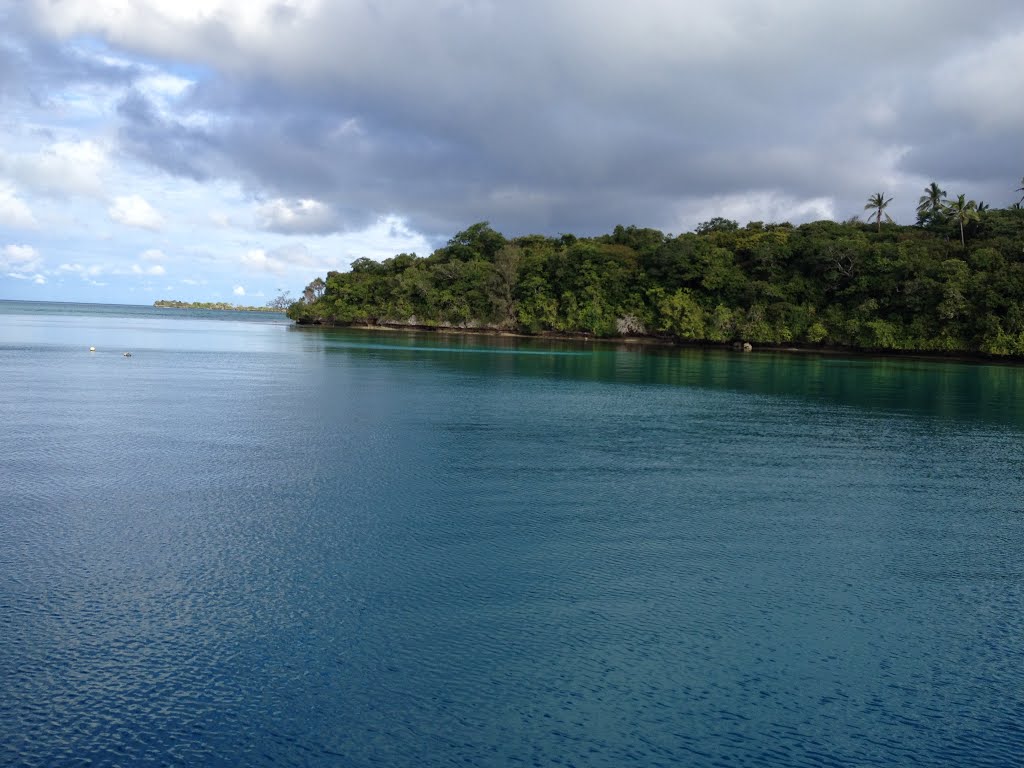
[2,300,1023,767]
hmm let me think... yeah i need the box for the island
[155,299,285,312]
[287,186,1024,358]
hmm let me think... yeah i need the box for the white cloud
[239,243,318,276]
[137,72,192,99]
[6,271,47,283]
[0,186,38,228]
[109,195,165,230]
[58,262,106,285]
[33,1,320,66]
[255,197,338,234]
[140,248,165,262]
[1,140,108,199]
[682,192,836,231]
[237,216,428,279]
[3,243,46,283]
[131,263,166,276]
[233,285,246,296]
[1,244,43,275]
[59,262,104,276]
[240,248,273,273]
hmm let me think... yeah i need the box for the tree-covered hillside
[288,202,1024,357]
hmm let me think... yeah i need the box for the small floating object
[89,346,96,352]
[123,352,132,357]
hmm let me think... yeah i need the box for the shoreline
[291,320,1023,367]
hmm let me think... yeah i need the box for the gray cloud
[16,0,1024,238]
[116,89,217,181]
[0,4,137,105]
[254,197,342,235]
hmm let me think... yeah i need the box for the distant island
[287,183,1024,358]
[155,299,285,312]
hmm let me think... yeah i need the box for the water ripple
[2,320,1024,766]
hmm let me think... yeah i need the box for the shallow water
[2,301,1022,766]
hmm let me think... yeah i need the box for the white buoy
[89,346,96,352]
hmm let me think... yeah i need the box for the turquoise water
[1,300,1022,767]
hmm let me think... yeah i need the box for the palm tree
[865,192,894,232]
[1017,177,1024,205]
[946,194,980,248]
[916,182,946,225]
[977,200,990,214]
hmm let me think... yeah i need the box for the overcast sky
[2,0,1023,304]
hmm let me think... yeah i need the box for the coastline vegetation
[155,299,286,312]
[288,183,1024,357]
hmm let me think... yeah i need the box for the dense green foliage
[288,207,1024,356]
[155,299,284,312]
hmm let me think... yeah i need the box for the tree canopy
[288,205,1024,357]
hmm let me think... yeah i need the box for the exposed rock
[377,316,420,326]
[616,315,646,335]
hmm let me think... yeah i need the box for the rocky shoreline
[292,318,1020,365]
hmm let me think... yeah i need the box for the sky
[2,1,1023,305]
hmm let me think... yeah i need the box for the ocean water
[1,300,1023,767]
